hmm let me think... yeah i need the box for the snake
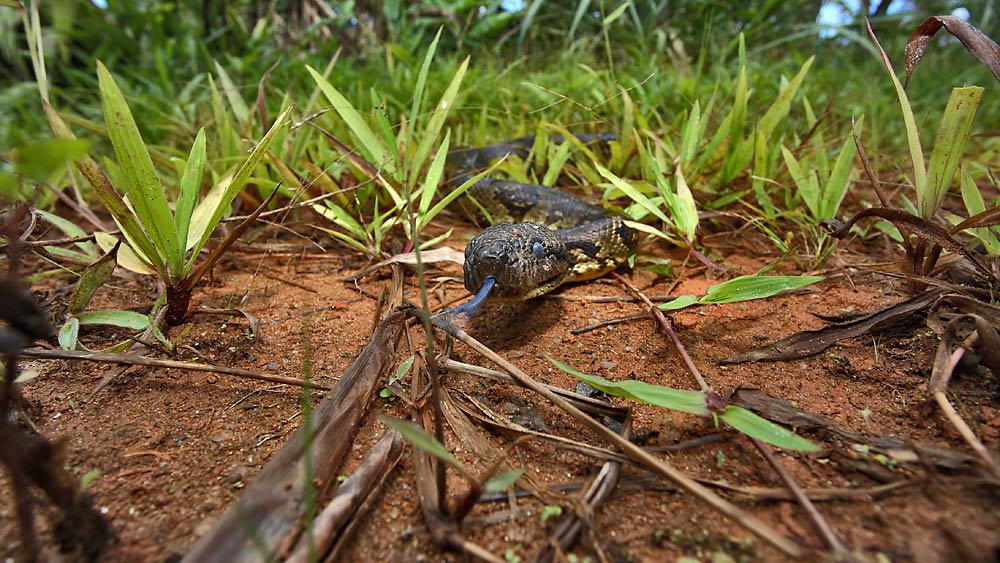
[443,134,639,314]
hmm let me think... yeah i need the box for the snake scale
[446,133,639,312]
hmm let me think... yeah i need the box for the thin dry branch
[20,348,331,391]
[431,318,805,558]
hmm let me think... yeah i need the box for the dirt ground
[2,218,1000,562]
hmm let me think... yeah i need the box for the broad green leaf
[380,416,462,470]
[58,317,79,350]
[657,295,698,311]
[699,275,823,305]
[68,241,119,314]
[306,66,396,176]
[97,61,181,279]
[719,406,820,451]
[484,469,524,493]
[15,138,91,183]
[95,232,156,275]
[42,100,166,277]
[175,128,207,263]
[924,87,983,218]
[547,357,708,416]
[392,355,415,385]
[76,309,150,330]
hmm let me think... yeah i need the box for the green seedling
[658,274,823,312]
[44,62,293,325]
[548,357,819,452]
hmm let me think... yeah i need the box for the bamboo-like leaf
[95,231,156,275]
[97,61,181,278]
[672,164,698,241]
[547,356,708,416]
[781,146,821,219]
[657,295,698,311]
[175,128,206,261]
[33,209,99,259]
[699,275,823,305]
[68,240,119,314]
[407,27,444,146]
[821,117,861,220]
[718,407,820,451]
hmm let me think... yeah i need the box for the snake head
[464,222,570,300]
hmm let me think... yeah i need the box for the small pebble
[265,363,279,371]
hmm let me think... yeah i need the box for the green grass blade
[379,416,462,470]
[821,118,861,220]
[484,469,524,494]
[417,130,450,220]
[97,61,181,280]
[193,105,294,257]
[306,65,396,176]
[412,56,469,188]
[719,407,820,451]
[174,128,206,262]
[213,59,250,126]
[699,275,823,305]
[781,146,820,219]
[866,21,926,215]
[547,356,708,416]
[925,87,983,218]
[596,163,671,226]
[406,27,444,146]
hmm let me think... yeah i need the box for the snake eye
[532,241,545,258]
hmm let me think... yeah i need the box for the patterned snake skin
[449,134,639,301]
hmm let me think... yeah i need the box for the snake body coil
[451,135,639,301]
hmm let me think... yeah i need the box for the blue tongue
[432,276,496,319]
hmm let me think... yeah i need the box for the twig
[570,312,651,335]
[749,437,848,555]
[441,358,627,420]
[431,318,804,558]
[611,273,711,393]
[20,348,332,391]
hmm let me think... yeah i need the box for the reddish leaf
[904,16,1000,88]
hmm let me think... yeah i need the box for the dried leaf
[904,16,1000,88]
[721,289,945,363]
